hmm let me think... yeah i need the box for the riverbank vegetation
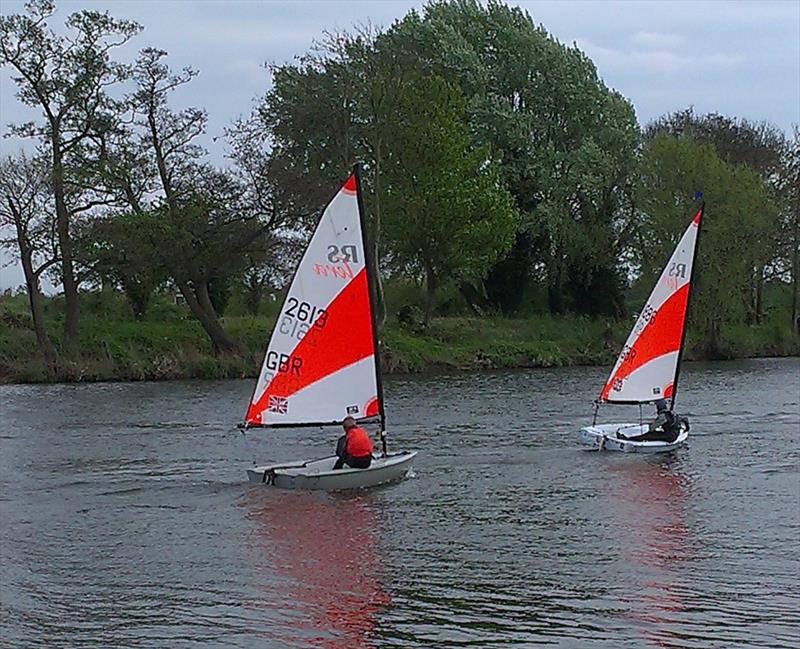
[1,280,796,383]
[1,0,797,384]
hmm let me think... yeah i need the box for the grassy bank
[0,291,797,384]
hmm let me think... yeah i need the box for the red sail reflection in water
[609,458,692,648]
[242,489,389,648]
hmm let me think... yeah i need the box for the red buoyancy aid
[346,426,373,457]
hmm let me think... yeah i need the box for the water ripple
[1,358,798,647]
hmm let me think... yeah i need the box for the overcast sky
[1,0,799,289]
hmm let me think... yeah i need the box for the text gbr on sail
[265,351,303,375]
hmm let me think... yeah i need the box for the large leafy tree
[381,75,518,324]
[258,29,412,323]
[0,0,141,353]
[637,135,778,356]
[380,0,640,316]
[75,212,163,320]
[646,108,790,324]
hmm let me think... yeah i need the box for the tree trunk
[51,139,79,354]
[547,242,566,314]
[245,284,262,316]
[754,269,764,325]
[547,265,565,314]
[24,259,59,370]
[424,262,437,327]
[705,317,723,359]
[11,215,58,370]
[174,276,240,355]
[458,281,491,316]
[148,107,177,212]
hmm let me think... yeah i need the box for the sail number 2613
[280,297,328,340]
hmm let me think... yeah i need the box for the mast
[354,163,387,435]
[670,202,704,411]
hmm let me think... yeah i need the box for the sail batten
[245,169,382,427]
[599,206,704,405]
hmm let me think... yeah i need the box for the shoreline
[1,313,797,385]
[0,334,800,386]
[1,354,797,388]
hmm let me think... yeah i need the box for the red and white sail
[245,172,382,427]
[599,206,703,404]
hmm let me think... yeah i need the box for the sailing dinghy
[241,165,417,488]
[579,205,704,453]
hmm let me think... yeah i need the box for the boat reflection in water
[242,489,389,648]
[610,456,693,648]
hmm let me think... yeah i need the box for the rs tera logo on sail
[313,245,360,280]
[664,261,688,290]
[668,262,687,279]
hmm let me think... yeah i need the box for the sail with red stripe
[599,206,703,404]
[245,169,382,427]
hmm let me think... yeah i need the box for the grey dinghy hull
[579,424,689,453]
[246,451,417,490]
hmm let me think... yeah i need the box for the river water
[1,358,798,648]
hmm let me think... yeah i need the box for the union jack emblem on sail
[268,395,288,414]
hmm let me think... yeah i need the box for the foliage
[646,108,788,179]
[380,0,641,316]
[0,0,141,351]
[76,212,163,319]
[381,74,518,323]
[637,135,779,355]
[0,1,795,379]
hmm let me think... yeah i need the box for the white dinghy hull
[579,423,688,454]
[246,451,417,490]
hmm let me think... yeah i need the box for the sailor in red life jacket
[333,416,374,470]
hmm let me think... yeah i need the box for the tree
[647,108,790,323]
[125,48,242,353]
[125,172,272,354]
[259,28,412,324]
[260,3,639,319]
[379,0,640,316]
[0,154,59,368]
[778,127,800,334]
[381,75,518,324]
[637,135,778,356]
[646,108,787,178]
[0,0,141,353]
[75,212,163,319]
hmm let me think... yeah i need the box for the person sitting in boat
[618,399,684,443]
[333,416,374,470]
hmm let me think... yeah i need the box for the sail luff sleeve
[354,163,387,429]
[670,203,704,410]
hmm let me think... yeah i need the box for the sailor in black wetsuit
[618,398,686,442]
